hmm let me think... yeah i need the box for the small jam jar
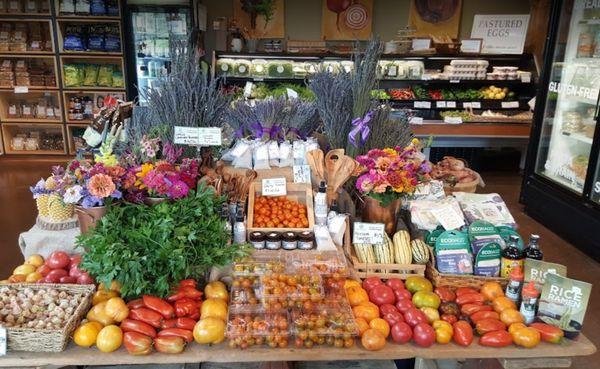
[249,231,266,250]
[265,232,282,250]
[297,231,314,250]
[281,231,297,250]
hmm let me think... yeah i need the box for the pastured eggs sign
[471,14,530,54]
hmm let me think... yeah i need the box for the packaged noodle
[83,64,99,86]
[63,64,83,87]
[112,71,124,87]
[97,64,114,86]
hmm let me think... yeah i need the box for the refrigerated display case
[125,4,191,104]
[522,0,600,260]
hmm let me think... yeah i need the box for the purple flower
[168,180,189,199]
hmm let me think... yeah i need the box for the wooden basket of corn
[343,225,426,280]
[426,251,508,289]
[1,283,94,352]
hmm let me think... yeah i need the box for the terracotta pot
[76,206,107,234]
[144,197,168,206]
[361,196,401,235]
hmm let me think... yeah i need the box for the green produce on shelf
[371,89,390,100]
[451,88,482,100]
[440,110,472,121]
[413,85,429,99]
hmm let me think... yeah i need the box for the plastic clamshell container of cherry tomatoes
[231,274,261,289]
[226,309,290,349]
[260,273,325,310]
[232,259,286,277]
[286,251,349,276]
[290,304,359,349]
[230,286,262,311]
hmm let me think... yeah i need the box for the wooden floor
[0,159,598,368]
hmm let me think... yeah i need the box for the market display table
[0,334,594,368]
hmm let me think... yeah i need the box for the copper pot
[361,196,401,235]
[76,206,107,234]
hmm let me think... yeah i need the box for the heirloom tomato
[347,286,369,306]
[362,277,383,292]
[492,296,517,313]
[499,309,524,326]
[385,278,405,291]
[369,285,395,306]
[96,325,123,353]
[361,329,386,351]
[529,322,564,344]
[391,322,412,344]
[201,298,228,321]
[434,287,456,303]
[412,291,441,309]
[452,320,473,346]
[123,332,153,356]
[204,281,228,301]
[193,317,226,345]
[369,318,390,338]
[432,320,453,344]
[405,276,432,294]
[480,282,504,301]
[479,330,512,347]
[511,327,541,348]
[413,323,435,347]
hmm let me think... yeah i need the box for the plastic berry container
[290,304,359,349]
[259,273,325,311]
[286,250,349,276]
[226,309,290,349]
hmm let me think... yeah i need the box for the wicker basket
[4,283,95,352]
[426,249,508,289]
[443,177,479,195]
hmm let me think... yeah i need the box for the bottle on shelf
[524,234,543,260]
[500,235,525,278]
[314,181,328,226]
[505,266,524,305]
[233,208,246,244]
[519,281,540,325]
[327,199,339,224]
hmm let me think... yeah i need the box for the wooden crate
[0,90,62,123]
[343,222,426,280]
[0,19,55,55]
[247,182,315,234]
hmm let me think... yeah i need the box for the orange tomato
[352,303,379,322]
[500,308,524,326]
[347,286,369,306]
[511,326,541,348]
[344,280,361,290]
[361,329,386,351]
[369,318,390,338]
[355,317,370,337]
[201,298,228,321]
[492,296,517,313]
[508,322,527,335]
[480,282,504,301]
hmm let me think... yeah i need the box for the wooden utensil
[325,150,358,204]
[306,149,326,183]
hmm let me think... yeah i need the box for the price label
[444,116,463,124]
[197,127,222,146]
[436,101,447,108]
[470,102,481,109]
[262,177,287,196]
[286,88,299,99]
[0,326,5,356]
[449,80,460,84]
[412,38,431,51]
[446,101,457,108]
[501,101,520,109]
[254,78,264,82]
[14,86,28,94]
[521,75,531,83]
[353,222,385,245]
[409,116,424,125]
[243,81,253,97]
[293,165,311,184]
[174,126,200,145]
[462,102,472,108]
[414,101,431,109]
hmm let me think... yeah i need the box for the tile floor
[0,159,597,368]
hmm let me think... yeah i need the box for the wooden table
[0,334,595,367]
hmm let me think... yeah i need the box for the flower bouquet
[355,139,431,234]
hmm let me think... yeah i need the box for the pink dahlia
[87,174,116,199]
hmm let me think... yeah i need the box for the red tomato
[123,332,153,356]
[461,303,492,316]
[529,322,564,344]
[69,254,82,268]
[456,287,478,297]
[154,336,185,354]
[76,272,94,285]
[127,299,146,310]
[36,264,51,277]
[452,320,473,346]
[120,319,157,338]
[143,295,174,319]
[441,314,458,325]
[368,285,395,306]
[403,307,427,328]
[46,269,68,283]
[128,308,163,328]
[413,323,435,347]
[157,328,194,343]
[390,322,412,344]
[455,293,485,306]
[479,330,512,347]
[470,311,500,324]
[394,288,412,301]
[46,251,70,270]
[59,276,77,284]
[379,304,398,315]
[175,317,197,331]
[475,319,506,335]
[362,277,383,292]
[395,299,415,314]
[69,264,83,278]
[383,310,404,326]
[434,287,456,303]
[385,278,405,291]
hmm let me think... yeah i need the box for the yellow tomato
[508,322,527,335]
[368,318,390,338]
[420,307,440,324]
[25,272,43,283]
[73,322,101,347]
[511,327,541,349]
[8,274,26,283]
[92,290,119,306]
[13,264,36,276]
[25,254,44,267]
[201,298,228,321]
[346,286,369,307]
[87,321,104,331]
[193,317,226,344]
[344,279,361,290]
[86,302,115,326]
[104,297,129,322]
[96,325,123,353]
[204,281,228,301]
[98,281,121,293]
[500,308,525,326]
[432,320,453,344]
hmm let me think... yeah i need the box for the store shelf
[1,122,66,155]
[66,123,87,155]
[0,0,51,17]
[0,18,55,53]
[60,55,125,91]
[389,99,528,110]
[56,19,123,55]
[561,131,594,144]
[55,0,121,20]
[540,170,584,193]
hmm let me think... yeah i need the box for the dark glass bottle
[524,234,543,260]
[500,235,525,278]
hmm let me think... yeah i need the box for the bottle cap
[509,235,520,243]
[330,199,339,212]
[521,281,540,298]
[235,209,244,222]
[509,266,524,281]
[318,181,327,193]
[530,234,540,242]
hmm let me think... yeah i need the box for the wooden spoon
[306,149,325,183]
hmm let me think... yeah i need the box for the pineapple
[36,194,50,217]
[47,194,74,222]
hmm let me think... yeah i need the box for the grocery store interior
[0,0,600,367]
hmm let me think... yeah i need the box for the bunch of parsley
[78,185,249,298]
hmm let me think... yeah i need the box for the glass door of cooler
[130,6,190,105]
[535,0,600,194]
